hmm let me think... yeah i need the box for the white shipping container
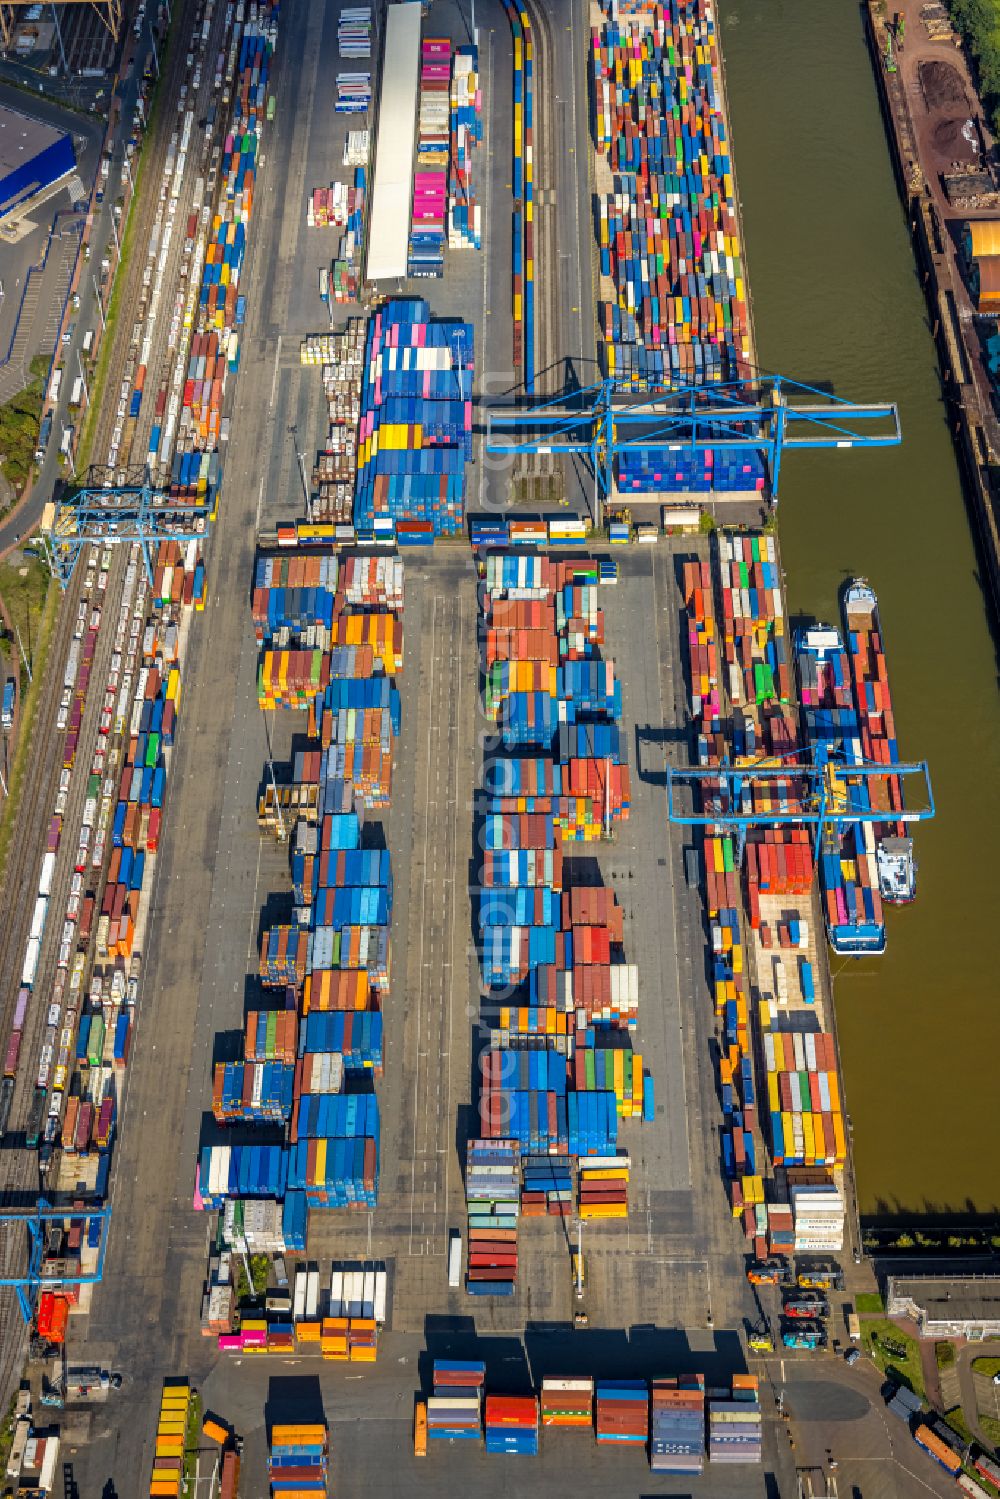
[22,938,40,988]
[329,1268,343,1318]
[373,1269,387,1325]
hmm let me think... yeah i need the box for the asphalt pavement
[18,1,986,1497]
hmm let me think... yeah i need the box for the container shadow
[634,721,687,787]
[418,1317,749,1396]
[264,1374,325,1445]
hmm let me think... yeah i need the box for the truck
[784,1296,830,1320]
[447,1229,461,1289]
[847,1309,860,1342]
[747,1258,792,1286]
[782,1322,826,1351]
[1,677,14,728]
[797,1263,844,1291]
[35,411,53,461]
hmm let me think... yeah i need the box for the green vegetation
[182,1389,202,1490]
[973,1356,1000,1378]
[856,1291,884,1315]
[943,1405,973,1445]
[0,555,58,883]
[698,508,716,534]
[0,355,49,505]
[981,1412,1000,1447]
[234,1252,271,1303]
[861,1318,925,1398]
[0,1394,18,1483]
[0,552,50,677]
[937,1340,957,1369]
[948,0,1000,142]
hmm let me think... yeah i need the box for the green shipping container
[88,1016,106,1066]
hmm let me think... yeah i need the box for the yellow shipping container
[832,1111,847,1162]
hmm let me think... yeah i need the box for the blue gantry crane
[0,1200,112,1322]
[665,748,935,869]
[485,374,902,519]
[42,465,210,589]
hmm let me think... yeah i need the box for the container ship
[841,578,915,904]
[795,624,886,957]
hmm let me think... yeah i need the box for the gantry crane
[486,374,902,523]
[41,464,209,588]
[0,1200,111,1323]
[665,747,935,869]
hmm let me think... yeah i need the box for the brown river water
[719,0,1000,1220]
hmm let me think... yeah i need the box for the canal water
[719,0,1000,1220]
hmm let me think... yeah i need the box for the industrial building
[0,105,75,222]
[886,1275,1000,1338]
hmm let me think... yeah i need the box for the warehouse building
[886,1275,1000,1338]
[0,106,75,223]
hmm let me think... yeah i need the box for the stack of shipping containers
[353,299,474,537]
[590,0,750,393]
[268,1422,329,1496]
[707,1376,762,1464]
[502,0,533,384]
[300,323,366,523]
[426,1361,485,1443]
[160,4,278,501]
[484,1394,540,1456]
[472,551,652,1294]
[416,1370,762,1469]
[448,46,482,250]
[408,36,451,276]
[681,528,850,1261]
[197,555,405,1257]
[795,624,884,951]
[148,1380,191,1498]
[649,1377,706,1475]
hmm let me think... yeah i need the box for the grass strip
[0,559,57,884]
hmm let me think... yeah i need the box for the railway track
[88,0,207,471]
[0,562,85,1401]
[130,0,235,466]
[523,0,558,398]
[0,0,209,1404]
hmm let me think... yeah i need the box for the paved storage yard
[0,0,967,1491]
[28,0,799,1494]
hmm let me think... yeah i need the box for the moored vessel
[795,623,886,956]
[842,578,916,904]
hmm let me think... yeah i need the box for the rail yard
[0,0,988,1497]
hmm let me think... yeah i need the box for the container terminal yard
[0,0,988,1495]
